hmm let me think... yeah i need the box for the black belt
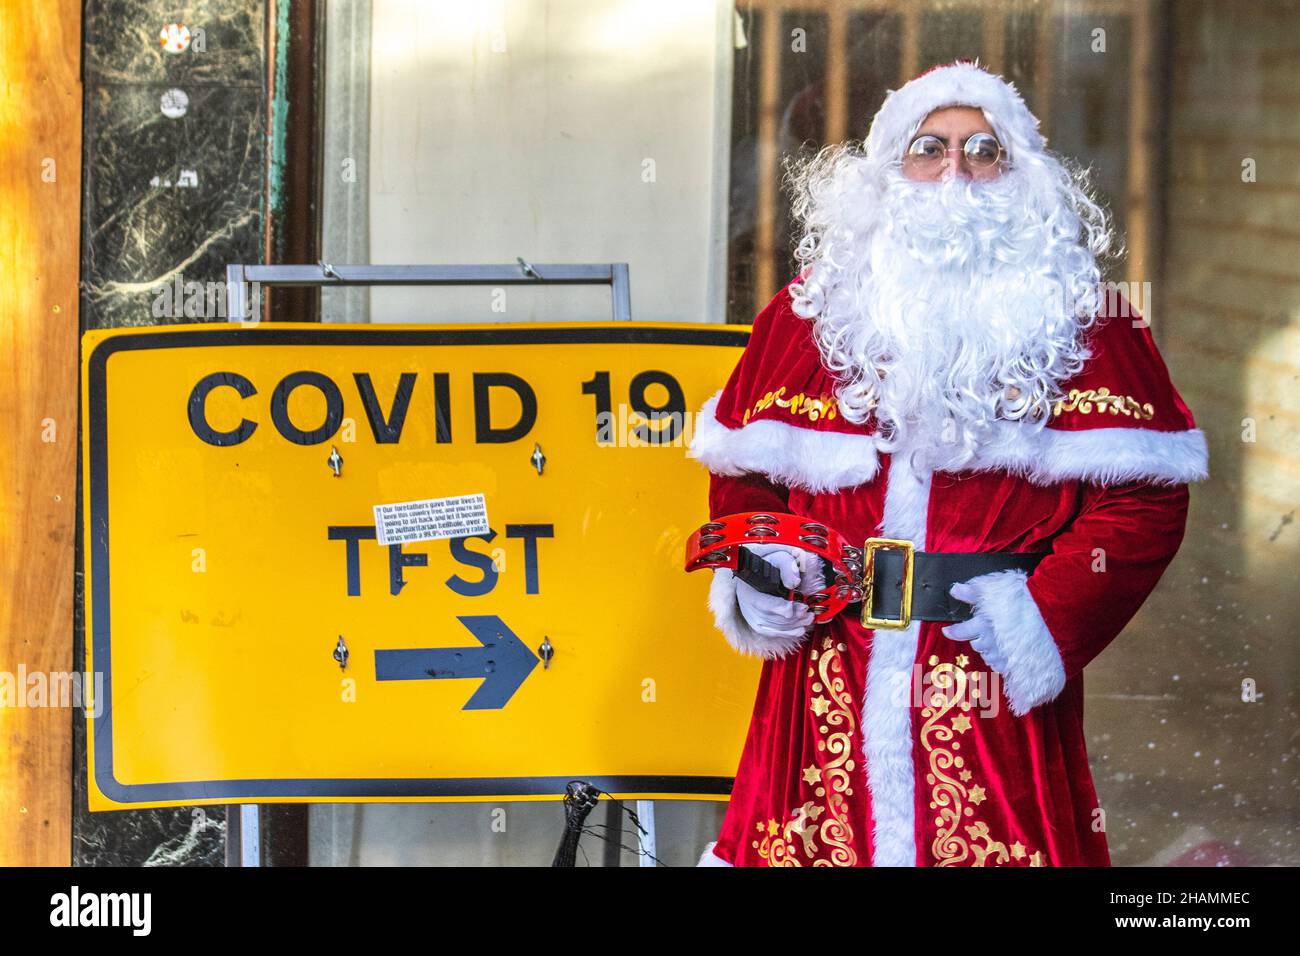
[853,547,1044,626]
[736,541,1044,629]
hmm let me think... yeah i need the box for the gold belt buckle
[860,537,915,630]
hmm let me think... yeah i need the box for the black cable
[551,781,667,867]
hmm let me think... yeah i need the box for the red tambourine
[684,512,865,622]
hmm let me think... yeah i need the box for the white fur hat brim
[865,59,1045,162]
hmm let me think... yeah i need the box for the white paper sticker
[373,493,490,547]
[160,88,189,119]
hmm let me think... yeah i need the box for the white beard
[791,159,1108,472]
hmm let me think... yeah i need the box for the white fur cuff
[697,841,733,867]
[708,568,811,659]
[958,569,1068,716]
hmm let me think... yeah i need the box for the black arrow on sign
[374,615,540,710]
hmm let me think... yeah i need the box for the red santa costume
[690,62,1208,867]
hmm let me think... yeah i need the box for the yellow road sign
[81,322,758,809]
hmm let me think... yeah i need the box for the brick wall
[1091,0,1299,866]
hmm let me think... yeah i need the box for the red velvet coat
[689,283,1207,867]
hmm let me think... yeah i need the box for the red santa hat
[865,59,1046,162]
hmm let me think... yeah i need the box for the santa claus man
[689,61,1208,867]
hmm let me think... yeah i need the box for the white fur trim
[708,568,810,660]
[688,390,881,494]
[689,390,1205,493]
[866,60,1044,164]
[861,454,932,867]
[956,569,1067,717]
[696,840,732,867]
[969,424,1209,486]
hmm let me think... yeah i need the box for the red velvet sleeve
[708,471,792,522]
[701,281,801,521]
[1026,479,1191,681]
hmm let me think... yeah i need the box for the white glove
[733,543,825,640]
[942,581,1009,673]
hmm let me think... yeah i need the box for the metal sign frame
[214,262,650,867]
[224,261,633,323]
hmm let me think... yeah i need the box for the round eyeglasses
[903,132,1007,176]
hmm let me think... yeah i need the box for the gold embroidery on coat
[742,386,839,425]
[921,657,1044,867]
[754,650,1044,867]
[753,635,858,867]
[1053,386,1155,420]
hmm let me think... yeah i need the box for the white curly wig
[786,60,1118,468]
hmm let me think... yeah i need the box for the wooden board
[0,0,81,865]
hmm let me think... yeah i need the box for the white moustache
[879,169,1042,271]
